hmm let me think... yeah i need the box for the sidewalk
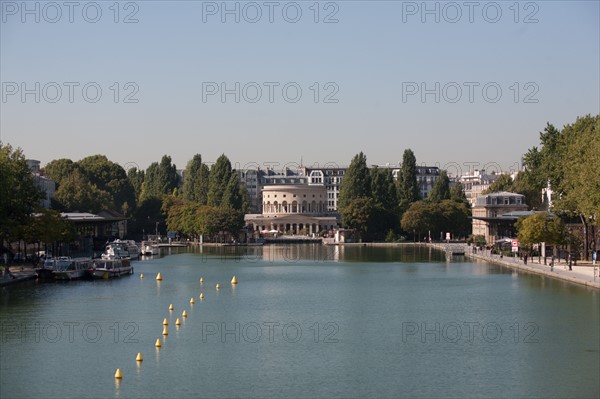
[0,265,37,287]
[431,243,600,289]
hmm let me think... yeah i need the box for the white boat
[102,239,139,260]
[52,258,91,281]
[36,256,72,279]
[88,258,133,279]
[140,241,159,256]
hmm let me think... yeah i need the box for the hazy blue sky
[1,1,598,175]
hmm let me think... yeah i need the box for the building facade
[244,172,339,235]
[458,169,500,207]
[471,192,529,245]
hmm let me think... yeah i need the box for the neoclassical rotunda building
[244,171,340,235]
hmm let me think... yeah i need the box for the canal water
[1,245,598,398]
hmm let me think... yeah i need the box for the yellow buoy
[200,277,204,283]
[169,304,174,311]
[162,326,168,335]
[114,368,123,379]
[175,318,181,326]
[231,275,238,284]
[156,272,163,281]
[182,310,187,318]
[162,318,168,325]
[155,338,162,347]
[190,297,195,304]
[199,293,204,299]
[136,352,143,362]
[140,273,144,279]
[216,283,220,289]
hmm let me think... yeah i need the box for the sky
[1,0,599,176]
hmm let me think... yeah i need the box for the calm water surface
[1,245,598,398]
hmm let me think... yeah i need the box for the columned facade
[245,183,340,235]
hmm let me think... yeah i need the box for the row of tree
[42,152,249,241]
[338,150,471,241]
[513,115,599,258]
[160,154,248,240]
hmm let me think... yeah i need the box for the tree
[511,171,544,210]
[127,167,145,203]
[553,115,600,259]
[370,168,397,210]
[397,149,419,212]
[338,152,370,210]
[516,212,567,254]
[400,199,471,241]
[129,197,164,239]
[0,143,43,246]
[400,201,435,240]
[182,154,209,204]
[52,170,112,212]
[450,181,468,204]
[42,158,76,187]
[483,174,513,194]
[340,197,374,241]
[77,155,136,214]
[207,154,232,207]
[428,170,450,201]
[141,155,179,200]
[222,172,244,210]
[436,200,471,239]
[195,206,243,239]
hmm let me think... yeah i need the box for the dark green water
[1,245,598,398]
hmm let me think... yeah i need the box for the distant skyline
[1,1,598,175]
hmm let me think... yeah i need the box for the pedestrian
[524,254,528,264]
[550,255,554,271]
[568,253,572,271]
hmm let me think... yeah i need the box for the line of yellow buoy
[115,273,239,380]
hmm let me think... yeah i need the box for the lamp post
[155,222,159,238]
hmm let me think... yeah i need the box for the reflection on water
[188,243,448,264]
[0,244,598,399]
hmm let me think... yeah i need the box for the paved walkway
[0,265,37,287]
[431,243,600,289]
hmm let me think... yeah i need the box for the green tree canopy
[338,152,371,210]
[222,172,244,210]
[141,155,179,200]
[127,167,145,204]
[483,174,513,194]
[77,155,136,214]
[428,170,450,202]
[207,154,233,207]
[52,169,112,213]
[516,212,567,248]
[397,149,419,212]
[450,181,468,204]
[340,197,374,241]
[0,143,43,244]
[182,154,209,204]
[43,158,76,187]
[370,167,397,210]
